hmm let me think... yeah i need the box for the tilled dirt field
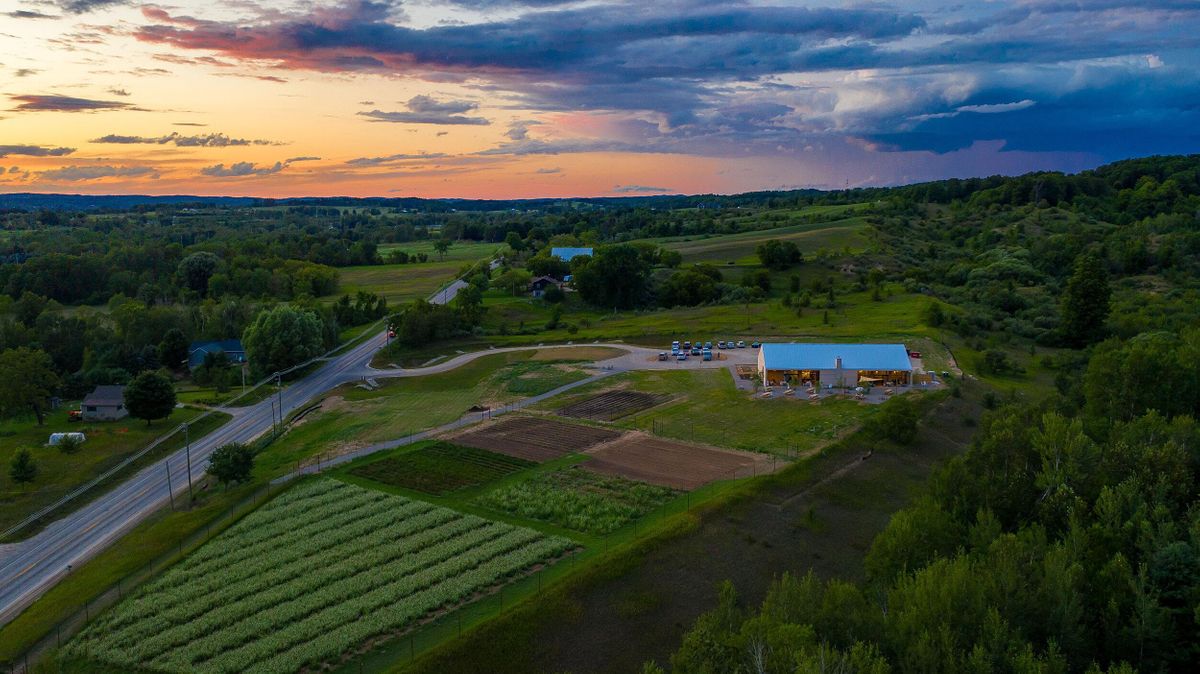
[557,390,672,421]
[581,434,774,489]
[451,416,622,462]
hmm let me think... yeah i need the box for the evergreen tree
[1061,252,1111,347]
[9,448,38,487]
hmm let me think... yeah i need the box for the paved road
[0,276,472,627]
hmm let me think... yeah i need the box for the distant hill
[0,193,263,211]
[0,190,826,213]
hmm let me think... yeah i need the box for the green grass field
[330,240,498,306]
[654,216,872,264]
[0,406,227,536]
[542,368,878,457]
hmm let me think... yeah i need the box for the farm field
[257,350,598,476]
[66,479,573,673]
[450,416,621,462]
[478,466,678,535]
[331,240,498,306]
[348,442,534,496]
[582,434,773,489]
[558,389,672,421]
[655,216,872,264]
[543,368,878,457]
[0,406,227,536]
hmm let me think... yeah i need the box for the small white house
[82,385,128,421]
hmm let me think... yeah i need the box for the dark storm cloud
[128,0,1200,161]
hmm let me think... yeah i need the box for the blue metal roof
[760,343,912,371]
[550,247,593,261]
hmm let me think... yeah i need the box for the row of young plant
[68,481,573,673]
[93,502,452,641]
[134,518,501,668]
[479,466,679,535]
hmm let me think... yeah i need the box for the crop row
[93,503,452,642]
[105,517,495,660]
[170,485,388,578]
[69,480,573,674]
[195,531,568,674]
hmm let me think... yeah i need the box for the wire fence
[2,483,280,674]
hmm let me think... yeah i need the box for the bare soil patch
[451,416,622,462]
[557,390,672,421]
[581,433,773,490]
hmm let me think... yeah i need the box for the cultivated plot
[66,479,573,674]
[582,434,773,490]
[451,416,621,462]
[348,442,535,495]
[557,390,672,421]
[479,466,679,535]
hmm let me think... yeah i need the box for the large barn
[757,343,913,388]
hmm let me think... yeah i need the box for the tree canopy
[242,304,325,377]
[123,370,177,425]
[0,347,60,425]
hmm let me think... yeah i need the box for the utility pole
[276,373,284,430]
[184,423,193,500]
[165,460,175,510]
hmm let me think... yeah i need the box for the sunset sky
[1,0,1197,198]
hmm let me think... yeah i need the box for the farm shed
[757,343,912,388]
[550,247,593,262]
[81,385,128,421]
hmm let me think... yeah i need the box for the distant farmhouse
[758,343,912,388]
[527,275,562,298]
[550,247,593,262]
[188,339,247,370]
[82,385,128,421]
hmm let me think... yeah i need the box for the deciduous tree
[124,370,177,425]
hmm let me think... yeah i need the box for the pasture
[66,479,573,673]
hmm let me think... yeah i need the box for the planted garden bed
[349,442,535,495]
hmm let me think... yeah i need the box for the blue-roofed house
[550,246,593,262]
[188,339,247,370]
[757,343,912,388]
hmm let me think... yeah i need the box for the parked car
[751,342,761,348]
[736,340,746,348]
[702,349,713,361]
[683,341,692,350]
[716,341,725,349]
[691,346,702,356]
[704,341,713,349]
[658,352,668,361]
[677,352,688,361]
[909,350,922,358]
[672,340,680,351]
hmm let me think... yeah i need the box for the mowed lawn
[257,350,598,476]
[0,406,227,535]
[543,368,879,457]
